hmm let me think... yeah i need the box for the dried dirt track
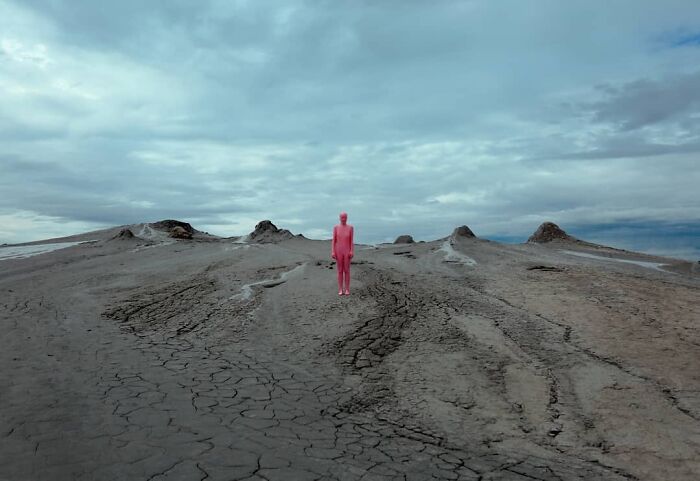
[1,236,698,480]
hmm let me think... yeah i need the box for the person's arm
[349,226,354,258]
[331,226,336,259]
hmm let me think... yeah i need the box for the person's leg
[336,255,345,295]
[343,255,351,294]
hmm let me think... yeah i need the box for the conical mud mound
[249,220,294,243]
[528,222,573,243]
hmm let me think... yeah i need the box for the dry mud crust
[103,274,218,334]
[327,266,637,480]
[95,282,626,480]
[1,236,698,481]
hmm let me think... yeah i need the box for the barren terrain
[1,223,698,481]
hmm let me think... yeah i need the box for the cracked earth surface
[1,237,698,480]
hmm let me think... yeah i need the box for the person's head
[339,211,348,224]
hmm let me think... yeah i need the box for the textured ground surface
[1,233,698,480]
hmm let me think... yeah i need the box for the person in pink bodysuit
[331,212,354,296]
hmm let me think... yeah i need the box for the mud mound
[169,226,193,240]
[150,220,195,235]
[249,220,294,243]
[394,235,414,244]
[528,222,574,243]
[451,225,476,239]
[111,228,136,241]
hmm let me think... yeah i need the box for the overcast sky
[1,0,699,258]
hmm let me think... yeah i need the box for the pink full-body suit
[331,212,354,295]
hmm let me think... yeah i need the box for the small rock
[545,423,563,437]
[170,226,193,239]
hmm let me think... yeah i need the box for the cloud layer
[1,1,699,259]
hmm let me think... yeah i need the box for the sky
[1,0,699,259]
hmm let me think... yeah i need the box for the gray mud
[1,235,698,480]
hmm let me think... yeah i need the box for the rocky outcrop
[248,220,294,243]
[394,235,414,244]
[169,226,193,240]
[528,222,573,243]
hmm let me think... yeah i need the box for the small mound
[170,226,193,240]
[452,225,476,238]
[528,222,573,243]
[111,228,135,241]
[248,220,294,243]
[151,220,195,235]
[394,235,414,244]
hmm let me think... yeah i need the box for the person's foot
[344,289,350,296]
[338,290,343,296]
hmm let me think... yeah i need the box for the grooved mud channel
[1,237,699,480]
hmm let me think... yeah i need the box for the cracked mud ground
[1,237,699,480]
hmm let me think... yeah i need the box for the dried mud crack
[326,266,638,480]
[1,237,697,481]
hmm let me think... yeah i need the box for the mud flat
[1,225,698,481]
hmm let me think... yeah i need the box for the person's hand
[349,251,354,259]
[331,252,336,259]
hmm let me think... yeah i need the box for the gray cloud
[587,71,700,131]
[1,0,699,259]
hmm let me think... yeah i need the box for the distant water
[0,241,93,261]
[559,250,669,271]
[488,221,700,262]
